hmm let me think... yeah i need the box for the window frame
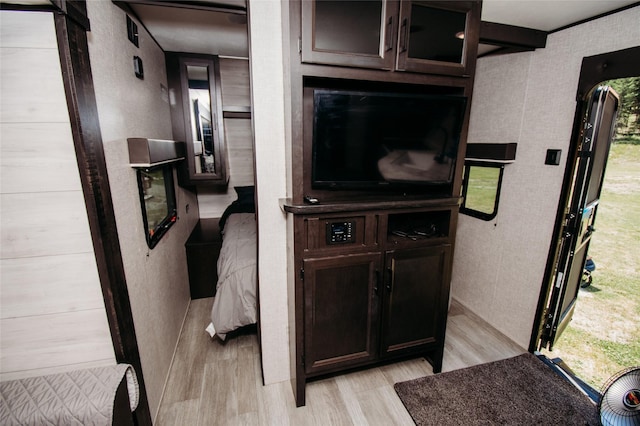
[136,163,178,249]
[460,160,505,221]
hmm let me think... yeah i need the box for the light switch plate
[545,149,562,165]
[134,56,144,79]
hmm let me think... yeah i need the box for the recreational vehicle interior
[0,0,638,424]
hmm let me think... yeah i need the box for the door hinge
[561,224,574,239]
[298,37,302,54]
[300,268,304,280]
[544,310,553,328]
[301,354,305,367]
[578,149,592,158]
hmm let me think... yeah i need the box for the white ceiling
[482,0,637,31]
[128,0,638,58]
[129,2,249,57]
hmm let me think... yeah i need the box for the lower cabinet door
[380,245,451,358]
[303,253,382,375]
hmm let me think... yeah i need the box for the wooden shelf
[281,197,461,215]
[223,105,251,119]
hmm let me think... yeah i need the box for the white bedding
[206,213,257,341]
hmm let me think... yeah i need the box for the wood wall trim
[479,21,547,51]
[549,2,640,34]
[53,5,152,425]
[577,45,640,100]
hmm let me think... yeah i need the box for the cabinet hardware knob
[399,18,408,53]
[374,270,380,295]
[385,16,394,52]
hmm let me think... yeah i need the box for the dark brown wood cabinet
[287,0,479,408]
[287,203,457,406]
[301,0,398,70]
[303,253,382,376]
[185,219,222,299]
[166,53,228,188]
[380,244,451,368]
[301,0,480,77]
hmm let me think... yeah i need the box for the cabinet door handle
[385,16,394,52]
[386,267,393,293]
[374,269,380,295]
[399,18,408,53]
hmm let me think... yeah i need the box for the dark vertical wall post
[53,1,152,424]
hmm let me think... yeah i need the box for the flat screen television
[312,89,467,195]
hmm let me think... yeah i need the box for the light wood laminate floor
[155,298,524,425]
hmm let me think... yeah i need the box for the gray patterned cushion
[0,364,138,426]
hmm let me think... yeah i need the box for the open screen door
[538,86,619,351]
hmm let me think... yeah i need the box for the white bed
[206,213,257,341]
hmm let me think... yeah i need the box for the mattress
[0,364,138,426]
[207,213,257,340]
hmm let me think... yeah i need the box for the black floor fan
[598,366,640,426]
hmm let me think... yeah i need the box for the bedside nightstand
[185,218,222,299]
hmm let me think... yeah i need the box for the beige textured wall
[248,0,291,384]
[451,5,640,349]
[86,2,199,419]
[0,11,115,380]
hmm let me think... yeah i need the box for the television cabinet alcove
[285,0,481,407]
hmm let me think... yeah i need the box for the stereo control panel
[326,220,355,244]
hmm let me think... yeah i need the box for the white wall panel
[0,9,57,48]
[0,48,69,123]
[0,192,94,259]
[199,117,255,218]
[0,123,81,194]
[248,0,290,385]
[0,10,115,381]
[220,57,251,107]
[0,253,103,318]
[0,310,114,374]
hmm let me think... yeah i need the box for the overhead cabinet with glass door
[301,0,481,76]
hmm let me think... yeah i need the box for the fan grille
[599,366,640,426]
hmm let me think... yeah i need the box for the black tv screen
[312,89,467,192]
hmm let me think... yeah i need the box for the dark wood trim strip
[281,197,462,215]
[53,6,152,425]
[550,2,640,34]
[481,46,534,57]
[0,2,56,12]
[51,0,90,30]
[223,106,251,119]
[223,111,251,119]
[479,21,547,50]
[123,0,247,14]
[465,143,517,162]
[577,45,640,101]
